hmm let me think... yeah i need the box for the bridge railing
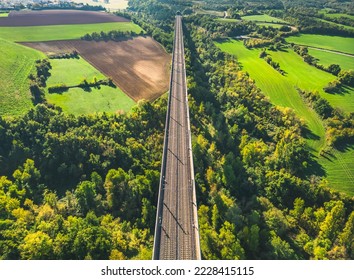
[152,15,178,260]
[179,17,201,260]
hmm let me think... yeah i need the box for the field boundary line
[294,44,354,57]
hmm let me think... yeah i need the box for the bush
[338,70,354,87]
[323,80,342,94]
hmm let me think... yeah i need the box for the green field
[241,14,288,23]
[270,49,354,113]
[215,39,332,152]
[319,11,354,21]
[287,34,354,55]
[0,39,45,116]
[46,57,135,115]
[0,13,8,17]
[47,86,134,115]
[317,18,354,31]
[195,8,224,17]
[308,48,354,70]
[47,58,107,87]
[215,38,354,194]
[0,22,143,42]
[217,18,240,23]
[256,22,287,29]
[0,21,140,116]
[318,145,354,196]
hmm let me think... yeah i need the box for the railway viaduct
[152,15,201,260]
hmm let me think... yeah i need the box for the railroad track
[153,15,201,260]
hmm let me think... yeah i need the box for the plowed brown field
[22,37,171,101]
[0,10,129,26]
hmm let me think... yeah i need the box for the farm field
[47,86,134,115]
[308,48,354,70]
[318,145,354,196]
[0,9,145,116]
[215,39,330,152]
[215,38,354,193]
[45,57,134,114]
[24,36,171,101]
[287,34,354,55]
[0,39,45,116]
[46,57,107,87]
[0,10,129,26]
[241,14,288,23]
[269,49,354,113]
[71,0,129,10]
[0,22,142,42]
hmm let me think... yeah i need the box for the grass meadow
[308,48,354,70]
[46,57,135,114]
[318,11,354,21]
[215,38,354,194]
[0,39,45,116]
[0,22,143,42]
[286,34,354,55]
[241,14,288,23]
[47,86,134,115]
[215,38,330,152]
[48,58,107,86]
[318,145,354,196]
[0,21,140,116]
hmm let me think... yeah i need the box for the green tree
[19,231,53,259]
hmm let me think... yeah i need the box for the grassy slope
[286,34,354,55]
[216,39,329,152]
[0,39,45,116]
[270,49,354,113]
[316,18,354,31]
[241,14,288,23]
[319,12,354,21]
[255,22,286,29]
[46,58,134,115]
[0,22,142,42]
[308,48,354,70]
[215,39,354,194]
[318,145,354,196]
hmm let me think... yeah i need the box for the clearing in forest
[44,57,135,115]
[241,14,288,24]
[22,36,171,102]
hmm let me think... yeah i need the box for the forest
[0,0,353,260]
